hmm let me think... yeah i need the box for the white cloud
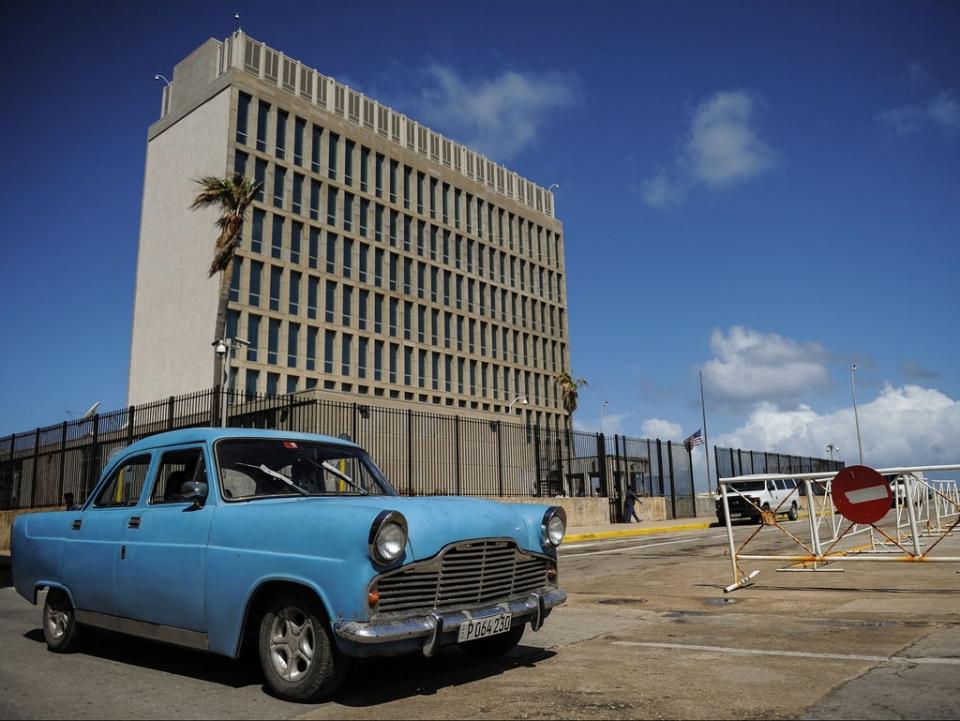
[641,418,683,440]
[404,64,578,162]
[714,384,960,469]
[878,90,960,137]
[641,90,778,207]
[702,326,830,407]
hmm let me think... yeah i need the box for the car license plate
[457,612,512,643]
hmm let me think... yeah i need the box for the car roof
[120,428,360,456]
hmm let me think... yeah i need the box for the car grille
[374,539,550,615]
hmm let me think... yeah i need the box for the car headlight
[541,506,567,547]
[369,510,408,565]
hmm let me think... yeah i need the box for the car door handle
[127,516,141,529]
[71,519,82,531]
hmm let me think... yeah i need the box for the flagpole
[700,370,713,494]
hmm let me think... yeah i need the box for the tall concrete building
[129,32,570,429]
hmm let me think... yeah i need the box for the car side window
[774,480,786,491]
[150,448,207,504]
[93,455,152,508]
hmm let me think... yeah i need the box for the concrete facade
[128,32,571,429]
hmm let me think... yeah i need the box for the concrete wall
[127,86,232,404]
[496,496,611,527]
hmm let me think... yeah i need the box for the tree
[557,372,588,421]
[190,173,262,388]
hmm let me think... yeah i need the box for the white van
[717,478,800,524]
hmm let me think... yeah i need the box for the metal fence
[0,387,698,521]
[714,446,845,480]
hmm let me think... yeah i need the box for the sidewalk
[565,516,719,543]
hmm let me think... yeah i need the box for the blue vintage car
[11,428,567,702]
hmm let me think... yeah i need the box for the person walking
[624,487,642,523]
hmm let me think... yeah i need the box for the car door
[116,444,214,632]
[61,453,154,617]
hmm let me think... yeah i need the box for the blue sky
[1,1,958,480]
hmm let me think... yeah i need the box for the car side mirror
[180,481,208,508]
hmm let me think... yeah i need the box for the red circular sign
[832,466,892,525]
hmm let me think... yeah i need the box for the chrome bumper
[334,588,567,657]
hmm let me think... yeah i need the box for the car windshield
[216,438,398,500]
[729,481,766,492]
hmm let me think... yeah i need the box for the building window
[323,330,335,374]
[328,132,339,180]
[341,334,352,375]
[308,227,319,268]
[389,298,398,336]
[389,343,398,384]
[360,146,370,192]
[275,109,287,159]
[403,166,411,209]
[254,159,267,202]
[327,186,337,226]
[404,347,413,385]
[358,289,368,330]
[374,294,383,333]
[307,276,318,320]
[311,125,322,173]
[248,261,263,307]
[374,340,383,381]
[269,267,281,311]
[342,285,353,326]
[343,193,353,233]
[271,215,283,259]
[256,101,270,152]
[290,221,302,264]
[306,327,317,371]
[374,249,384,287]
[359,198,369,236]
[236,92,251,144]
[375,153,384,198]
[245,369,259,399]
[293,117,305,166]
[325,280,336,323]
[310,180,320,221]
[229,258,242,302]
[375,204,384,242]
[358,336,368,379]
[247,314,261,362]
[267,319,280,365]
[344,140,354,185]
[287,375,299,394]
[417,305,426,343]
[287,322,299,368]
[417,173,425,214]
[358,243,368,283]
[429,178,437,219]
[234,150,248,176]
[326,233,337,274]
[288,271,300,315]
[292,173,303,215]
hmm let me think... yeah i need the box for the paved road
[1,522,958,719]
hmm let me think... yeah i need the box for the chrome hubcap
[269,607,316,682]
[45,606,68,640]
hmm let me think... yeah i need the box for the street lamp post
[213,337,249,427]
[826,443,840,463]
[851,364,864,465]
[508,396,529,415]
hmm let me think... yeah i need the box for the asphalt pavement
[1,521,958,719]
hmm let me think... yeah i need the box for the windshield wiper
[235,462,310,496]
[297,455,368,495]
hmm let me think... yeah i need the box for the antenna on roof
[234,12,242,33]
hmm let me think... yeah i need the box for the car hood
[334,495,534,560]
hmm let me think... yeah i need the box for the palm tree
[557,372,588,422]
[190,173,262,388]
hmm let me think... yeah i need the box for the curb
[565,521,715,543]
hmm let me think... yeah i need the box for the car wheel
[788,503,798,521]
[43,588,81,653]
[258,590,350,703]
[460,623,525,659]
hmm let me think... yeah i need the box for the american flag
[684,429,704,451]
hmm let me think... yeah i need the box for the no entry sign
[832,466,892,525]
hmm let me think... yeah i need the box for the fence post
[57,422,67,506]
[597,432,608,498]
[29,427,40,509]
[667,440,677,520]
[352,402,358,442]
[126,406,135,446]
[496,421,504,497]
[167,396,175,430]
[406,408,413,497]
[88,414,100,496]
[736,448,743,476]
[533,426,543,497]
[688,444,696,515]
[211,385,221,427]
[8,434,16,508]
[656,439,665,497]
[454,416,462,495]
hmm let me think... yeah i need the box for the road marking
[611,641,960,666]
[562,533,727,553]
[561,537,707,558]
